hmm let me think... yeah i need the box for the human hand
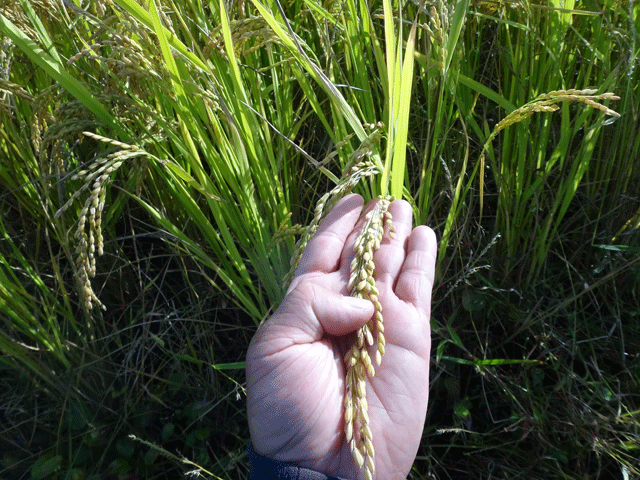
[246,194,437,480]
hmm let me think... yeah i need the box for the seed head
[343,195,395,479]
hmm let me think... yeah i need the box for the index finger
[394,225,437,314]
[295,194,364,277]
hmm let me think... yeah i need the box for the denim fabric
[247,443,349,480]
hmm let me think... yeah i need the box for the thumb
[273,281,374,343]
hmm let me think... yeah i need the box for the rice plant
[0,0,638,478]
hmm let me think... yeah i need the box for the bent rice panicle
[283,125,394,478]
[55,132,149,315]
[344,196,395,480]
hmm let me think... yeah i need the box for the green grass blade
[111,0,209,72]
[135,192,263,320]
[0,13,126,138]
[148,0,201,167]
[444,0,471,75]
[18,0,62,64]
[382,0,396,105]
[458,73,517,112]
[390,22,418,199]
[249,0,370,146]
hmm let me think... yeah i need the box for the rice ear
[343,195,395,479]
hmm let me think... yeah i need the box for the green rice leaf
[458,74,517,113]
[444,0,471,75]
[219,0,248,105]
[164,163,222,202]
[111,0,208,72]
[382,0,396,103]
[18,0,62,64]
[0,13,126,138]
[390,22,417,199]
[439,356,544,366]
[210,362,246,371]
[249,0,369,145]
[148,0,201,165]
[594,244,640,254]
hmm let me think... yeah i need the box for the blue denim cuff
[247,443,349,480]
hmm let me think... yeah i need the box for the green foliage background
[0,0,639,478]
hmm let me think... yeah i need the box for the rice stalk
[281,123,396,477]
[204,15,284,59]
[479,89,621,205]
[55,132,150,319]
[421,1,449,76]
[278,120,393,478]
[344,195,394,480]
[476,88,620,280]
[0,12,127,139]
[284,123,384,289]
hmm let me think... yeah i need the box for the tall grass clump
[0,0,639,479]
[412,1,640,478]
[0,0,413,476]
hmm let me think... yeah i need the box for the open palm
[246,194,437,480]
